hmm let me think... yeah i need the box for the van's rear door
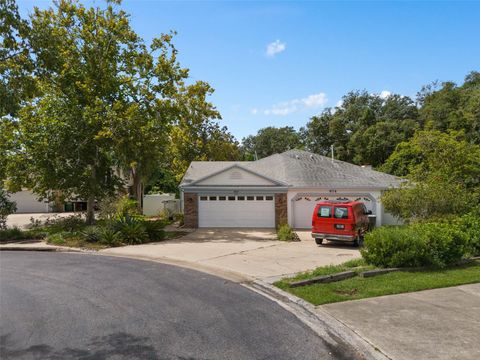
[332,206,353,235]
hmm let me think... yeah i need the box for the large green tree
[241,126,303,159]
[4,0,221,223]
[381,130,480,221]
[302,91,420,167]
[418,71,480,144]
[0,0,35,182]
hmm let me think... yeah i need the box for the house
[179,150,401,229]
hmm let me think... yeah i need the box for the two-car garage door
[198,194,275,228]
[293,194,375,229]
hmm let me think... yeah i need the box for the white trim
[184,164,289,187]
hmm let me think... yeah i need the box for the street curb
[245,280,391,360]
[0,246,84,253]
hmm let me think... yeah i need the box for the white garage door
[198,194,275,228]
[8,190,48,213]
[293,194,375,229]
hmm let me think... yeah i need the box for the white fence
[142,193,179,216]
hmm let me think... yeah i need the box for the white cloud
[336,100,344,108]
[251,108,258,115]
[303,93,328,107]
[380,90,391,99]
[263,92,328,116]
[266,40,286,57]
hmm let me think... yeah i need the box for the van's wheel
[315,238,323,245]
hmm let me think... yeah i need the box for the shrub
[0,189,17,229]
[46,233,66,245]
[116,222,148,245]
[143,220,166,241]
[81,226,101,243]
[277,223,295,241]
[173,213,184,226]
[97,195,119,220]
[116,195,140,217]
[361,222,469,268]
[44,215,85,233]
[99,227,122,246]
[0,227,24,242]
[456,210,480,256]
[0,227,45,242]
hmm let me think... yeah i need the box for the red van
[311,201,371,247]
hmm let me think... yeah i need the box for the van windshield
[334,207,349,219]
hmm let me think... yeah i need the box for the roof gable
[189,164,286,186]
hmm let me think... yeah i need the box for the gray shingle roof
[180,149,400,189]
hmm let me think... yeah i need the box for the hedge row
[361,211,480,268]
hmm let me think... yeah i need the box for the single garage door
[198,194,275,228]
[293,194,375,229]
[8,190,48,213]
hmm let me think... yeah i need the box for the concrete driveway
[101,229,361,282]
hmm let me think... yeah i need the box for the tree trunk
[131,167,143,211]
[86,194,95,225]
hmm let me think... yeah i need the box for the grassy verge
[275,261,480,306]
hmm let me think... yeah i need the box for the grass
[275,261,480,306]
[284,258,375,281]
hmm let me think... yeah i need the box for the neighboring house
[179,150,401,229]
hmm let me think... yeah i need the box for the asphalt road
[0,252,346,360]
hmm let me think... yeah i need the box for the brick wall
[183,192,198,228]
[275,193,288,227]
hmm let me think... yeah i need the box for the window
[334,207,349,219]
[209,196,217,201]
[256,196,264,201]
[246,196,254,201]
[200,196,208,201]
[237,196,245,200]
[228,196,235,201]
[265,196,273,201]
[318,206,331,218]
[219,196,226,201]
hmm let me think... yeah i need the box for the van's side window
[334,207,349,219]
[318,206,331,218]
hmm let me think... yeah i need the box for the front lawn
[275,261,480,305]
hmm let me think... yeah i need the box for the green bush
[98,227,122,246]
[46,233,66,245]
[0,189,17,229]
[143,220,166,241]
[361,222,469,268]
[0,227,45,242]
[277,223,295,241]
[0,227,24,241]
[116,195,140,217]
[81,226,101,243]
[116,222,148,245]
[44,215,85,233]
[173,213,184,226]
[456,210,480,256]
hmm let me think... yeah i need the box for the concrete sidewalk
[320,283,480,360]
[101,229,361,282]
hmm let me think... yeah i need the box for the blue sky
[17,1,480,141]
